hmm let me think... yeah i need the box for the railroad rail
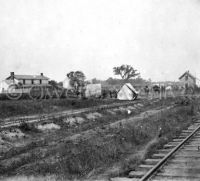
[0,98,160,128]
[112,120,200,181]
[1,94,198,129]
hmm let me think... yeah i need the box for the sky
[0,0,200,82]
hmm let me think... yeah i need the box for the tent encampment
[117,83,138,100]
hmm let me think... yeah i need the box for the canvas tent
[117,83,138,100]
[63,77,73,90]
[85,84,102,98]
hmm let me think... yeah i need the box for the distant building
[179,71,196,88]
[63,76,73,90]
[6,72,49,86]
[0,72,50,94]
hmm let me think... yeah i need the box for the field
[0,98,127,119]
[0,96,199,181]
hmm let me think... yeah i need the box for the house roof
[179,71,196,80]
[6,74,49,80]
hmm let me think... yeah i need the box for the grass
[1,97,199,180]
[120,102,199,176]
[0,175,61,181]
[0,98,127,119]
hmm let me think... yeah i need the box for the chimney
[10,72,14,80]
[41,73,43,76]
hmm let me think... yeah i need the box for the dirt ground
[0,96,199,181]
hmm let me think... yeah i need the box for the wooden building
[179,71,196,88]
[6,72,49,86]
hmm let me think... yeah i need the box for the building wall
[17,79,48,85]
[179,76,196,87]
[18,79,23,84]
[34,80,40,84]
[7,75,49,85]
[41,80,48,85]
[25,80,32,85]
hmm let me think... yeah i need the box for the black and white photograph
[0,0,200,180]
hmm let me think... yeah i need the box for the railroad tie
[129,171,146,178]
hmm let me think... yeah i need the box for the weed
[0,99,126,119]
[1,97,199,180]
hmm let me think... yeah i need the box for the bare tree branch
[113,65,140,80]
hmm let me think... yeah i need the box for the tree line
[49,64,149,90]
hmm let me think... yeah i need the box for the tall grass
[0,98,124,119]
[1,97,199,180]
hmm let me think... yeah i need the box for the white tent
[85,84,102,98]
[117,83,138,100]
[63,77,73,89]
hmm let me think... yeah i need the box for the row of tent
[63,77,138,100]
[0,78,138,101]
[84,83,138,100]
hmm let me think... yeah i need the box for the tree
[49,80,58,88]
[113,64,140,80]
[106,77,120,85]
[67,71,86,95]
[58,82,63,87]
[91,78,101,84]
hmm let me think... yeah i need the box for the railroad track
[0,98,160,128]
[111,120,200,181]
[1,94,198,129]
